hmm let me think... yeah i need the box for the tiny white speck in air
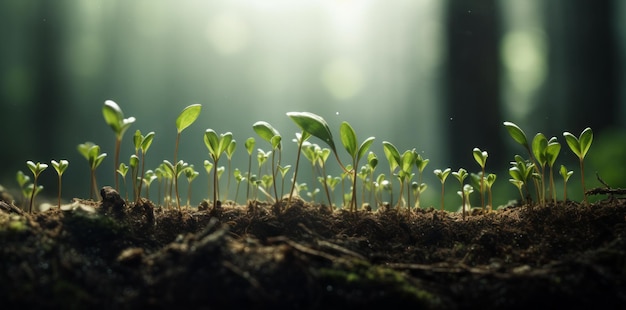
[336,112,340,116]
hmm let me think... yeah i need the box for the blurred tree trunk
[445,0,504,170]
[545,1,619,134]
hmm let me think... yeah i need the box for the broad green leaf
[218,132,233,155]
[367,152,378,169]
[531,133,548,166]
[503,121,529,148]
[77,142,96,160]
[486,173,497,186]
[579,127,593,158]
[176,104,202,133]
[103,100,135,138]
[400,149,416,174]
[452,168,468,182]
[141,132,155,153]
[357,137,375,163]
[382,141,401,171]
[245,137,255,155]
[27,161,48,176]
[546,139,561,167]
[204,129,219,155]
[472,148,488,168]
[563,132,581,158]
[253,121,279,144]
[270,135,281,150]
[226,140,237,158]
[340,121,358,158]
[415,154,429,172]
[287,112,336,153]
[129,154,139,168]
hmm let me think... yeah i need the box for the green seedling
[286,131,311,204]
[509,155,534,205]
[311,145,333,206]
[134,130,155,204]
[51,159,69,208]
[545,137,561,203]
[233,168,246,204]
[203,159,214,201]
[452,168,468,220]
[26,161,48,213]
[157,163,173,207]
[485,173,496,211]
[509,179,525,203]
[78,142,107,200]
[396,149,416,212]
[503,121,543,202]
[472,148,488,210]
[129,154,140,202]
[434,168,451,211]
[414,154,429,209]
[563,127,593,204]
[382,141,401,207]
[531,133,548,206]
[154,166,166,205]
[254,121,282,204]
[16,170,30,207]
[457,184,474,221]
[559,165,574,202]
[367,152,378,206]
[117,163,129,200]
[411,181,427,210]
[244,137,255,202]
[204,129,233,207]
[163,160,190,210]
[142,170,157,200]
[224,139,237,201]
[184,165,199,207]
[357,165,371,207]
[102,100,136,191]
[339,121,374,211]
[277,164,291,198]
[174,104,202,163]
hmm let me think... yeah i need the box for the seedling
[457,184,474,220]
[452,168,468,220]
[339,121,375,211]
[117,163,129,200]
[26,161,48,213]
[277,165,291,198]
[414,154,429,209]
[559,165,574,201]
[184,165,199,207]
[232,168,246,204]
[563,127,593,204]
[503,122,541,202]
[396,149,416,212]
[244,137,255,202]
[509,179,525,203]
[382,141,401,207]
[254,121,282,203]
[134,130,155,204]
[485,173,496,211]
[434,168,451,211]
[204,129,233,207]
[163,159,190,210]
[531,133,548,206]
[16,170,30,207]
[545,137,561,203]
[367,152,378,205]
[411,181,427,210]
[142,170,157,200]
[129,154,140,202]
[224,139,237,201]
[472,147,488,210]
[203,160,214,201]
[102,100,136,191]
[509,155,534,205]
[174,104,202,163]
[51,159,69,208]
[77,142,107,200]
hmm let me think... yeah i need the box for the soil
[1,186,625,309]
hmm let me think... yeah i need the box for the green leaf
[531,133,548,166]
[503,121,529,148]
[452,168,467,183]
[204,129,219,155]
[415,154,429,173]
[546,139,561,167]
[563,132,582,158]
[253,121,280,144]
[382,141,401,171]
[434,168,451,183]
[103,100,135,138]
[226,140,237,159]
[579,127,593,158]
[287,112,336,153]
[141,132,155,154]
[357,137,375,163]
[51,159,69,175]
[27,161,48,177]
[16,170,30,187]
[400,149,416,174]
[340,121,358,159]
[176,104,202,133]
[245,137,255,155]
[472,148,488,168]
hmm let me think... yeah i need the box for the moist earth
[1,187,625,309]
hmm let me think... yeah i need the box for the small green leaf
[245,137,255,155]
[546,139,561,167]
[503,121,529,148]
[579,127,593,158]
[472,148,488,168]
[382,141,401,171]
[563,132,581,158]
[176,104,202,133]
[531,133,548,166]
[434,168,451,183]
[226,140,237,159]
[253,121,280,144]
[357,137,375,163]
[51,159,69,175]
[340,121,358,159]
[141,132,155,154]
[204,129,219,155]
[16,170,30,187]
[103,100,135,138]
[287,112,336,153]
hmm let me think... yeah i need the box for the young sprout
[339,121,375,211]
[531,133,548,206]
[102,100,136,191]
[382,141,401,207]
[163,160,189,210]
[254,121,282,203]
[26,161,48,213]
[545,137,561,203]
[509,155,535,205]
[244,137,255,202]
[312,146,333,207]
[233,168,246,204]
[503,121,542,202]
[367,152,378,205]
[184,165,199,207]
[203,160,214,201]
[563,127,593,204]
[77,142,107,200]
[434,168,451,211]
[204,129,233,208]
[51,159,69,208]
[457,184,474,221]
[559,165,574,202]
[142,170,157,200]
[117,163,129,201]
[414,154,429,209]
[16,170,30,207]
[452,168,468,220]
[472,148,488,210]
[509,179,525,203]
[485,173,496,211]
[129,154,140,202]
[396,149,416,212]
[174,104,202,163]
[277,164,291,198]
[411,181,427,210]
[224,139,237,201]
[134,130,155,204]
[286,131,311,205]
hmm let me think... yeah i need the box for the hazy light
[321,58,364,100]
[207,11,250,55]
[501,29,547,94]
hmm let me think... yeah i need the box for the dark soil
[1,187,625,309]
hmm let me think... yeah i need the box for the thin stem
[114,138,121,191]
[246,155,252,202]
[57,174,62,208]
[440,183,445,211]
[580,159,587,204]
[29,177,38,213]
[288,136,305,205]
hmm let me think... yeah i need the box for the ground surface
[1,188,625,309]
